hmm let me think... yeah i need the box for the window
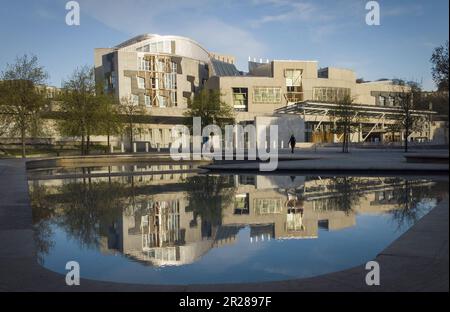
[158,95,167,107]
[138,57,150,71]
[379,96,386,106]
[136,40,172,54]
[387,96,395,106]
[137,77,145,89]
[253,87,281,104]
[234,194,250,215]
[254,199,283,215]
[151,77,158,89]
[165,73,176,89]
[313,87,350,102]
[171,61,177,73]
[285,69,302,87]
[145,95,151,106]
[170,92,177,107]
[132,94,139,105]
[232,88,248,111]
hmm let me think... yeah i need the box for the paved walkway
[0,158,448,291]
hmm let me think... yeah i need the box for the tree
[58,66,102,155]
[96,87,122,152]
[184,174,235,232]
[332,95,361,153]
[385,122,403,143]
[431,41,449,91]
[393,81,422,153]
[119,95,146,151]
[184,89,235,130]
[0,54,49,157]
[322,177,364,215]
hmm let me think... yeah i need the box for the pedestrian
[288,134,296,154]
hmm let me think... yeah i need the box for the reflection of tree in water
[30,180,127,255]
[321,177,365,215]
[183,175,236,237]
[389,179,440,230]
[29,184,56,265]
[55,181,126,248]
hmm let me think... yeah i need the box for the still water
[28,164,448,285]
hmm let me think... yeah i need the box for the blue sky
[0,0,448,90]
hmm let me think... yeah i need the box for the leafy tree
[119,95,146,151]
[58,66,103,155]
[0,54,49,157]
[184,175,235,236]
[430,41,449,91]
[96,87,122,152]
[184,89,235,130]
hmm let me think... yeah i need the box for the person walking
[288,134,296,154]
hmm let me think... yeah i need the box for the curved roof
[115,33,211,63]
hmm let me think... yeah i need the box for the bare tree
[331,95,361,153]
[431,41,449,91]
[394,82,422,153]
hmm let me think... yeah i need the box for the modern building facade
[93,33,442,148]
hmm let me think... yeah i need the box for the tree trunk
[86,135,90,155]
[130,122,133,152]
[21,127,26,158]
[404,131,408,153]
[81,134,85,156]
[107,132,111,154]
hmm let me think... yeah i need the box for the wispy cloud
[249,1,327,28]
[77,0,265,70]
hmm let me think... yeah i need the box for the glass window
[313,87,351,102]
[138,57,150,71]
[232,87,248,111]
[145,95,151,106]
[387,96,394,106]
[158,95,167,107]
[132,94,139,105]
[285,69,302,87]
[137,77,145,89]
[253,87,281,104]
[170,92,177,107]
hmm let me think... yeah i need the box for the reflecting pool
[28,165,449,285]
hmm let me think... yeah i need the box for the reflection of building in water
[97,175,435,266]
[29,170,436,267]
[106,192,216,266]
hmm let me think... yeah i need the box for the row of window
[138,58,177,74]
[378,95,401,107]
[131,92,177,107]
[137,74,177,90]
[253,87,282,104]
[313,87,351,103]
[136,40,172,54]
